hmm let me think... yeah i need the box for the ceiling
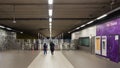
[0,0,120,37]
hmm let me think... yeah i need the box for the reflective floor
[0,50,120,68]
[0,50,39,68]
[28,51,74,68]
[63,50,120,68]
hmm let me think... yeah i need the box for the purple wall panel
[96,18,120,63]
[107,36,119,62]
[97,18,120,36]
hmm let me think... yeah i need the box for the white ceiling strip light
[49,25,52,29]
[48,0,53,39]
[76,27,80,29]
[97,14,107,20]
[49,9,53,17]
[80,25,86,27]
[49,22,52,26]
[6,28,12,30]
[48,0,53,5]
[87,21,94,24]
[0,25,5,28]
[49,18,52,23]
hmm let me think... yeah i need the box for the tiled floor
[63,50,120,68]
[28,51,74,68]
[0,50,39,68]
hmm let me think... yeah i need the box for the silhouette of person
[50,42,55,55]
[43,43,47,55]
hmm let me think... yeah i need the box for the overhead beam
[0,18,94,20]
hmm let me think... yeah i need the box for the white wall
[71,26,96,53]
[72,33,78,40]
[72,26,96,40]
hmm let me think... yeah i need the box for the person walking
[43,43,47,55]
[50,42,55,55]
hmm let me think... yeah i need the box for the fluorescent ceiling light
[87,20,94,24]
[49,30,52,34]
[6,28,12,30]
[49,23,52,26]
[0,25,5,28]
[48,0,53,4]
[80,25,86,27]
[49,18,52,22]
[49,9,53,17]
[76,27,80,29]
[49,25,52,29]
[49,26,52,28]
[97,14,107,20]
[50,29,52,32]
[50,31,52,34]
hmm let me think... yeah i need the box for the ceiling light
[97,14,107,20]
[50,30,52,34]
[87,20,94,24]
[49,18,52,22]
[49,22,52,26]
[0,25,5,28]
[76,27,80,29]
[49,25,52,29]
[49,9,53,17]
[80,25,86,27]
[48,0,53,5]
[50,31,52,34]
[50,26,52,29]
[50,29,51,31]
[68,32,70,33]
[6,28,12,30]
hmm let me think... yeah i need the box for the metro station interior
[0,0,120,68]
